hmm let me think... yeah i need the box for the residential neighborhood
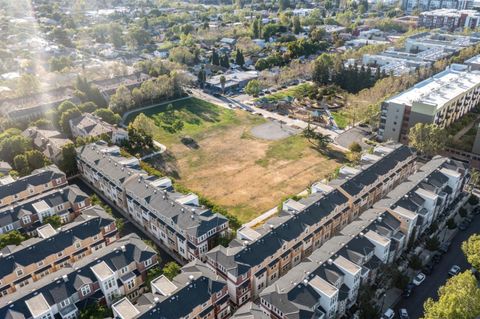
[0,0,480,318]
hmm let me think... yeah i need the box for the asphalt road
[395,213,480,319]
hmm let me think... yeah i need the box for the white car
[412,272,426,286]
[448,265,461,276]
[399,308,410,319]
[382,308,395,319]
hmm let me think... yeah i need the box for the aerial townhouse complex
[206,144,416,306]
[0,234,158,319]
[379,62,480,143]
[418,9,480,30]
[0,206,118,299]
[0,165,67,209]
[112,260,231,319]
[259,156,468,319]
[0,184,90,235]
[76,141,229,261]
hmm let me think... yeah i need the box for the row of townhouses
[0,233,158,319]
[0,206,118,299]
[112,259,231,319]
[0,184,90,235]
[0,165,67,210]
[76,141,229,261]
[258,156,468,319]
[379,62,480,143]
[206,144,416,306]
[418,9,480,30]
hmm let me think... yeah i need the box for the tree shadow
[145,150,180,180]
[181,136,200,150]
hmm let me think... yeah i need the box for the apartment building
[0,205,118,299]
[379,63,480,143]
[0,185,90,235]
[259,156,467,319]
[69,113,128,144]
[404,32,480,54]
[0,234,157,319]
[418,9,480,30]
[112,260,231,319]
[0,165,67,209]
[76,142,229,261]
[402,0,473,13]
[206,145,415,306]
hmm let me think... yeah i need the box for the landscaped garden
[127,97,342,224]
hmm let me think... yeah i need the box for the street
[394,213,480,319]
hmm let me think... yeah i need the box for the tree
[13,154,29,175]
[125,26,150,49]
[0,135,32,163]
[292,16,301,34]
[302,124,332,150]
[109,85,133,114]
[78,102,98,113]
[162,262,181,280]
[30,118,53,129]
[211,49,220,66]
[468,195,479,205]
[409,255,423,270]
[145,266,163,288]
[131,87,144,106]
[25,150,46,171]
[59,143,77,176]
[313,53,333,85]
[109,23,124,48]
[93,108,121,125]
[278,0,290,11]
[426,236,440,251]
[220,75,226,94]
[220,54,230,68]
[408,123,447,157]
[447,218,456,229]
[197,67,207,88]
[60,108,81,137]
[349,142,362,153]
[423,270,480,319]
[16,73,39,97]
[245,79,261,95]
[462,234,480,270]
[79,302,112,319]
[235,49,245,67]
[58,101,77,114]
[43,215,62,228]
[251,18,261,39]
[0,230,26,249]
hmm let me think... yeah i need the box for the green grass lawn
[255,135,309,167]
[260,83,315,102]
[331,111,349,129]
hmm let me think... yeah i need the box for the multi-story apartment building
[0,206,118,298]
[418,9,480,30]
[112,260,231,319]
[259,156,467,319]
[206,145,415,306]
[404,32,480,54]
[0,185,90,235]
[0,234,157,319]
[379,63,480,143]
[0,165,67,209]
[76,142,229,261]
[402,0,473,13]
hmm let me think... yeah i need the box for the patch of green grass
[255,135,307,167]
[331,111,349,129]
[260,83,315,102]
[227,204,259,224]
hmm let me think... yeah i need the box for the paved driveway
[335,126,371,150]
[394,213,480,319]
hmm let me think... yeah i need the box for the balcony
[59,304,78,319]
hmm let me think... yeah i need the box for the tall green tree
[423,270,480,319]
[162,262,181,280]
[312,53,333,85]
[220,75,226,94]
[211,49,220,66]
[292,16,301,34]
[13,154,29,175]
[408,123,447,157]
[462,234,480,270]
[235,49,245,67]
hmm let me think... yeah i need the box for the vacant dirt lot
[165,115,340,223]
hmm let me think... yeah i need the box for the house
[22,127,73,163]
[69,113,128,144]
[112,260,230,319]
[0,234,158,319]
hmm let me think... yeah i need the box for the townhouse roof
[232,302,269,319]
[0,234,155,319]
[0,185,89,228]
[69,113,116,137]
[0,165,65,206]
[22,127,72,160]
[339,145,414,197]
[0,206,115,279]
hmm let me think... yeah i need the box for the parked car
[399,308,410,319]
[439,241,451,253]
[432,253,442,264]
[448,265,461,277]
[382,308,395,319]
[402,283,415,298]
[413,272,426,286]
[458,222,468,230]
[423,261,435,275]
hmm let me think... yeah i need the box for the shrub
[409,255,423,270]
[447,218,456,229]
[468,195,479,206]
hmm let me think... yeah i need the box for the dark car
[458,222,468,231]
[213,93,221,97]
[403,283,415,298]
[432,253,442,264]
[423,261,435,275]
[439,241,451,254]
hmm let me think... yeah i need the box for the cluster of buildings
[402,0,475,13]
[359,32,480,76]
[378,61,480,143]
[76,141,229,261]
[418,9,480,30]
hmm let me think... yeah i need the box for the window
[41,314,52,319]
[4,224,14,232]
[120,266,128,275]
[126,279,135,290]
[59,298,70,308]
[22,216,31,224]
[93,235,99,241]
[16,269,23,277]
[144,259,152,267]
[81,285,91,296]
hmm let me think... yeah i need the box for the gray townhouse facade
[76,142,229,261]
[206,145,416,306]
[259,156,468,319]
[0,165,67,210]
[0,206,119,299]
[0,233,157,319]
[112,260,231,319]
[0,184,91,235]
